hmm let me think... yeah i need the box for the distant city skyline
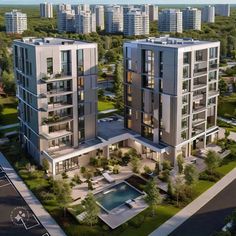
[0,0,234,5]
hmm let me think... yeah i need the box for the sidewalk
[0,152,66,236]
[149,167,236,236]
[0,123,19,130]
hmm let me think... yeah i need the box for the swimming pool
[95,182,143,212]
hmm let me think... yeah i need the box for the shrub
[159,169,170,182]
[62,172,68,179]
[70,181,76,188]
[87,180,93,190]
[121,153,130,165]
[199,170,222,182]
[113,165,120,174]
[162,160,172,171]
[80,166,86,174]
[130,215,145,227]
[143,165,152,174]
[131,156,141,173]
[102,225,109,231]
[72,174,82,184]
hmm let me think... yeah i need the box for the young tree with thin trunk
[205,150,220,174]
[82,192,100,226]
[184,164,199,185]
[144,178,161,216]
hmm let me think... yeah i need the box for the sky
[0,0,234,5]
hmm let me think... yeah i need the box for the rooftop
[14,37,95,46]
[126,36,219,48]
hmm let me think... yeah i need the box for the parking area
[0,166,49,236]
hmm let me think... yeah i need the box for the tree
[205,150,221,174]
[82,192,100,226]
[53,179,72,217]
[113,62,124,110]
[219,78,227,96]
[184,164,199,185]
[177,154,184,174]
[162,160,172,171]
[224,129,230,141]
[144,178,161,216]
[173,175,185,207]
[167,179,174,197]
[2,70,15,95]
[130,156,141,173]
[42,158,49,172]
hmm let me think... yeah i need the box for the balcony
[209,63,219,71]
[41,129,72,140]
[48,102,73,111]
[194,67,207,77]
[41,73,72,83]
[192,105,206,113]
[193,93,204,101]
[208,90,219,98]
[42,115,73,125]
[47,87,72,96]
[193,83,207,90]
[192,118,205,126]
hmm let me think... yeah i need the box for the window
[142,113,153,127]
[209,47,218,59]
[14,46,18,68]
[141,125,153,141]
[195,50,204,62]
[142,75,154,89]
[78,77,84,89]
[183,52,190,64]
[47,58,53,75]
[77,49,84,76]
[159,51,163,77]
[61,50,71,76]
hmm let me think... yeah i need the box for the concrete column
[103,145,110,159]
[52,160,56,176]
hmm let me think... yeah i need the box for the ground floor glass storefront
[55,156,79,174]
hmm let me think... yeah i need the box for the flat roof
[14,37,96,47]
[125,36,219,48]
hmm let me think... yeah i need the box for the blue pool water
[95,182,142,211]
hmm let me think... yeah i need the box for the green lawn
[218,93,236,119]
[0,97,18,125]
[98,99,115,112]
[193,180,215,196]
[217,119,236,132]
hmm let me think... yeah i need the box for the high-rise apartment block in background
[105,5,123,34]
[124,8,149,36]
[124,36,220,163]
[95,5,105,30]
[182,7,201,31]
[202,5,215,23]
[75,10,96,34]
[215,4,230,17]
[14,37,98,175]
[40,2,53,18]
[5,10,27,34]
[149,5,158,21]
[158,9,183,33]
[57,8,75,33]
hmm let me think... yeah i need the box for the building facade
[182,7,201,31]
[95,5,105,30]
[202,5,215,23]
[105,5,123,34]
[124,36,220,164]
[124,9,149,36]
[5,10,27,34]
[57,9,75,33]
[158,9,183,33]
[215,4,230,17]
[40,2,53,18]
[75,11,96,34]
[149,5,158,21]
[14,37,98,175]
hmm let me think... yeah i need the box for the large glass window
[47,58,53,75]
[77,49,84,76]
[209,47,218,59]
[61,50,71,76]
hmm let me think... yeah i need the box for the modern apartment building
[202,5,215,23]
[149,5,159,21]
[105,5,123,34]
[14,37,98,175]
[5,10,27,34]
[215,4,230,17]
[57,9,75,33]
[95,5,105,30]
[40,2,53,18]
[158,9,183,33]
[182,7,201,31]
[124,9,149,36]
[75,11,96,34]
[123,36,220,163]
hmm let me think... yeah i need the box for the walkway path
[0,152,66,236]
[149,167,236,236]
[0,123,19,130]
[218,116,236,126]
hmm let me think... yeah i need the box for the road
[170,179,236,236]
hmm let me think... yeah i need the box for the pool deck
[98,196,148,229]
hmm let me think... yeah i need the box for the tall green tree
[114,62,124,110]
[219,78,227,96]
[82,192,100,226]
[144,178,161,216]
[184,164,199,185]
[2,70,15,95]
[177,154,184,174]
[53,179,72,217]
[205,150,220,174]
